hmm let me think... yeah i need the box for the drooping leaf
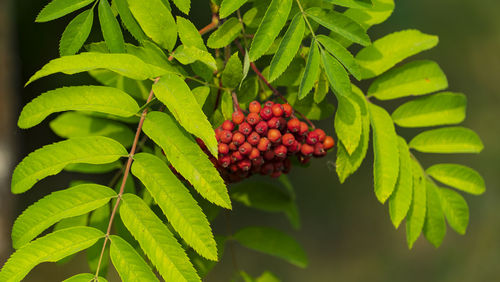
[356,29,439,79]
[344,0,395,29]
[18,86,139,129]
[316,35,362,80]
[233,226,308,268]
[153,74,218,156]
[62,273,108,282]
[406,159,427,249]
[321,50,351,97]
[142,112,231,209]
[367,60,448,100]
[171,0,190,14]
[392,92,466,128]
[335,95,362,155]
[59,9,94,56]
[26,52,167,85]
[177,16,206,50]
[220,0,249,18]
[427,164,485,195]
[207,17,242,49]
[248,0,293,61]
[439,188,469,235]
[0,227,104,281]
[222,53,243,89]
[409,127,483,154]
[109,235,159,282]
[98,0,125,53]
[114,0,147,42]
[322,0,373,9]
[11,136,127,194]
[127,0,177,50]
[306,7,370,46]
[11,184,115,249]
[120,194,201,282]
[388,137,413,228]
[423,181,446,248]
[369,103,399,203]
[298,40,320,100]
[131,153,218,261]
[173,45,217,70]
[36,0,94,22]
[269,13,305,82]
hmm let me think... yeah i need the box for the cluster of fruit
[202,100,335,183]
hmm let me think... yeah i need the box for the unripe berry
[306,131,319,145]
[287,118,300,133]
[232,132,245,146]
[287,140,301,153]
[238,142,252,155]
[232,110,245,124]
[274,145,287,159]
[323,136,335,150]
[249,148,260,160]
[314,143,326,157]
[260,106,273,120]
[282,103,293,117]
[220,130,233,143]
[222,120,235,131]
[260,163,274,175]
[238,159,252,171]
[271,103,284,117]
[267,129,282,143]
[249,101,261,113]
[231,151,244,162]
[238,122,252,135]
[299,122,309,135]
[219,155,231,168]
[301,143,314,157]
[264,101,274,107]
[257,137,271,151]
[313,128,326,142]
[282,133,295,146]
[255,121,268,135]
[267,117,281,129]
[228,142,237,151]
[218,143,229,154]
[263,150,275,160]
[247,131,260,146]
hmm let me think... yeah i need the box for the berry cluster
[208,100,335,183]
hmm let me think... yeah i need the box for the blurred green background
[0,0,499,281]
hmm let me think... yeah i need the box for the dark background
[1,0,499,281]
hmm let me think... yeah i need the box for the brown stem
[232,91,242,112]
[94,77,160,279]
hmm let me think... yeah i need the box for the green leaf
[230,181,291,213]
[344,0,395,29]
[86,204,111,274]
[427,164,485,195]
[142,112,231,209]
[63,273,107,282]
[120,194,201,282]
[26,52,167,85]
[392,92,466,128]
[110,235,159,282]
[53,214,88,265]
[335,95,362,155]
[220,0,249,18]
[59,9,94,56]
[127,0,177,50]
[322,0,372,8]
[306,7,370,46]
[269,13,305,82]
[439,187,469,235]
[18,86,139,129]
[248,0,293,61]
[114,0,147,42]
[207,17,242,49]
[221,91,234,120]
[368,60,448,100]
[298,39,320,100]
[222,52,243,89]
[171,0,190,14]
[11,183,114,249]
[369,103,399,203]
[98,0,125,53]
[132,153,218,261]
[423,181,446,248]
[36,0,94,22]
[173,45,217,70]
[313,71,329,103]
[0,227,104,281]
[11,136,127,194]
[321,50,351,97]
[177,16,205,50]
[356,29,439,79]
[316,35,362,80]
[193,86,211,108]
[406,159,427,249]
[233,226,308,268]
[409,127,484,154]
[89,69,152,100]
[153,74,218,156]
[388,137,413,228]
[64,162,122,174]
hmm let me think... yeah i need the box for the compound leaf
[409,127,483,154]
[427,164,485,195]
[110,235,159,282]
[59,9,94,56]
[36,0,94,22]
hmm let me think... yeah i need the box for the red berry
[282,133,295,146]
[267,117,281,129]
[299,122,309,135]
[278,117,287,132]
[232,132,245,146]
[273,161,284,172]
[249,101,261,113]
[283,103,293,118]
[299,156,311,165]
[252,156,264,166]
[238,122,252,135]
[314,129,326,142]
[247,131,260,146]
[230,164,239,173]
[264,101,274,107]
[260,106,273,120]
[219,155,231,168]
[287,140,301,153]
[246,112,260,125]
[306,131,319,145]
[220,130,233,143]
[222,120,235,131]
[232,111,245,124]
[274,145,287,159]
[238,159,252,171]
[218,143,229,154]
[323,136,335,150]
[271,104,284,117]
[260,163,274,175]
[238,142,252,155]
[255,121,268,135]
[264,150,275,160]
[228,142,237,151]
[314,143,326,157]
[249,148,260,160]
[267,129,282,143]
[215,127,223,141]
[257,137,271,151]
[287,118,300,133]
[301,143,314,157]
[231,151,244,162]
